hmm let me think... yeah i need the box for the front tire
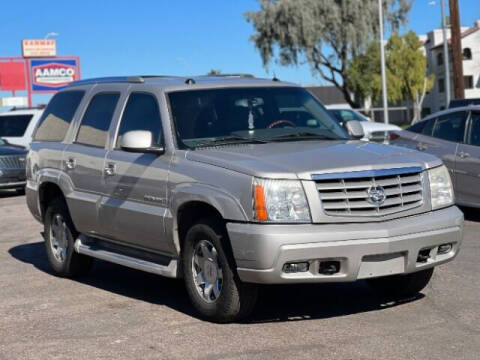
[367,268,434,298]
[182,218,258,323]
[44,198,93,277]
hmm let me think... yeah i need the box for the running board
[74,236,178,278]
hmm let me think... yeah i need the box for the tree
[348,31,434,123]
[207,69,222,75]
[245,0,412,107]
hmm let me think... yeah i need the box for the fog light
[319,261,340,275]
[283,262,309,273]
[438,243,453,255]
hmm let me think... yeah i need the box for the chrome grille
[314,168,424,217]
[0,155,25,170]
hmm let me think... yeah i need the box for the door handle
[104,163,116,176]
[416,143,427,151]
[458,151,470,159]
[65,158,76,170]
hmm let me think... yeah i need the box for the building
[422,20,480,113]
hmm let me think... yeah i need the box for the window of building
[437,52,444,66]
[464,76,474,90]
[438,78,445,93]
[432,111,467,143]
[463,48,472,60]
[116,92,163,147]
[76,93,120,148]
[34,91,85,142]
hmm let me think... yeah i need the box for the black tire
[367,267,434,298]
[44,198,93,277]
[182,218,258,323]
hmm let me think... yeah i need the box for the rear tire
[44,198,93,277]
[367,268,434,298]
[182,218,258,323]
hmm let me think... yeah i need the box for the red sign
[0,61,27,91]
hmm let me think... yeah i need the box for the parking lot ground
[0,191,479,360]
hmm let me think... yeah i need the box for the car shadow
[9,240,424,324]
[459,206,480,223]
[0,189,23,199]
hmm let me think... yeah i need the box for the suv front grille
[0,155,25,170]
[313,167,424,217]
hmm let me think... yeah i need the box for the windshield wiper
[194,135,268,148]
[270,132,339,141]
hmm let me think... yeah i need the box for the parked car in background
[449,98,480,108]
[390,105,480,208]
[326,105,401,142]
[0,138,27,194]
[0,106,45,148]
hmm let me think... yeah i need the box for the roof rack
[204,73,255,78]
[10,104,46,111]
[68,76,145,86]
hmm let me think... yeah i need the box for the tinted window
[408,120,427,134]
[76,93,119,148]
[432,111,467,143]
[0,115,33,137]
[116,93,162,147]
[468,112,480,146]
[34,91,84,141]
[421,118,436,136]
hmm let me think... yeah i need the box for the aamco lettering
[32,63,77,87]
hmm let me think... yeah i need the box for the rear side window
[432,111,467,143]
[116,93,162,147]
[468,112,480,146]
[34,91,84,141]
[421,118,436,136]
[76,93,120,148]
[0,115,33,137]
[407,121,427,134]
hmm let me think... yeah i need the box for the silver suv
[26,75,464,322]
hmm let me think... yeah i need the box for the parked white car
[326,104,401,142]
[0,106,44,148]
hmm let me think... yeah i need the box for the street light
[44,32,59,39]
[429,1,451,107]
[378,0,389,124]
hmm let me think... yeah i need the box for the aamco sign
[29,58,80,92]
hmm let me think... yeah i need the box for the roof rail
[10,104,46,111]
[68,76,145,87]
[204,73,255,78]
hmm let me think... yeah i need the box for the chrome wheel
[192,239,223,303]
[49,214,70,263]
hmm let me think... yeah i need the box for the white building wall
[422,21,480,114]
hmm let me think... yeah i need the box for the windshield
[0,114,33,137]
[330,109,367,123]
[169,87,348,148]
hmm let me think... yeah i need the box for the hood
[186,141,442,180]
[0,142,28,156]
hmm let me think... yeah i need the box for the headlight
[253,178,311,222]
[428,165,454,210]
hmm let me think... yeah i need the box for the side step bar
[74,236,178,278]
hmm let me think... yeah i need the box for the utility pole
[378,0,389,124]
[449,0,465,100]
[440,0,451,107]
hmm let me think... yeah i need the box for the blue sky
[0,0,479,107]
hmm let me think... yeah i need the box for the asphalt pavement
[1,190,479,359]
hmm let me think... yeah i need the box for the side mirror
[345,120,365,140]
[120,130,165,154]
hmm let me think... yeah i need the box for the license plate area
[357,252,406,279]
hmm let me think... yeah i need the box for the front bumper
[227,206,464,284]
[0,169,26,189]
